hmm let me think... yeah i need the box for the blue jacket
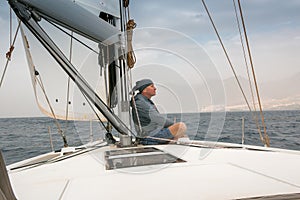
[131,93,174,137]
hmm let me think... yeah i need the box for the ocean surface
[1,110,300,165]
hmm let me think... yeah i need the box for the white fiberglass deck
[7,141,300,200]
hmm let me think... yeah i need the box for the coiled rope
[126,19,137,69]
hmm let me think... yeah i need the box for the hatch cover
[105,147,185,170]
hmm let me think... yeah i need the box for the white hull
[7,140,300,200]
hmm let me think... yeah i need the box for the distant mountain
[223,76,251,106]
[261,72,300,99]
[160,73,300,112]
[223,73,300,111]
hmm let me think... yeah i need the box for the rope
[122,0,140,139]
[232,0,264,144]
[131,93,143,135]
[59,26,113,138]
[48,19,114,135]
[128,69,142,134]
[201,0,270,146]
[19,24,70,147]
[126,19,136,68]
[123,0,130,8]
[201,0,253,114]
[81,91,110,133]
[65,31,73,121]
[35,71,69,147]
[10,8,12,46]
[121,0,136,69]
[46,19,99,55]
[0,21,21,88]
[62,31,74,139]
[237,0,270,147]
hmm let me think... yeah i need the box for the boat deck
[7,141,300,200]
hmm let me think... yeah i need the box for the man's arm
[135,96,173,128]
[148,106,174,128]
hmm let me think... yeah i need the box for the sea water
[0,110,300,165]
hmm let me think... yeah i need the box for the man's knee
[169,122,187,137]
[175,122,187,133]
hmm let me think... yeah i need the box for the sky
[130,0,300,80]
[0,0,300,117]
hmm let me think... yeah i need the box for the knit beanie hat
[132,79,153,93]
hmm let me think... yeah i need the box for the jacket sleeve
[147,106,174,128]
[135,96,174,129]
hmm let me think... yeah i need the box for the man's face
[142,84,156,98]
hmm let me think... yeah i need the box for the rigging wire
[54,20,113,137]
[80,92,110,133]
[66,31,73,120]
[20,24,70,148]
[47,14,120,135]
[45,1,138,140]
[121,0,141,139]
[232,0,264,144]
[10,0,135,143]
[0,20,21,88]
[128,70,142,135]
[46,19,99,55]
[9,7,12,46]
[201,0,269,146]
[200,0,253,114]
[126,19,137,69]
[123,0,136,69]
[202,0,269,146]
[62,30,73,143]
[50,15,107,132]
[35,71,69,147]
[48,29,138,139]
[65,31,73,122]
[47,17,112,133]
[236,0,269,147]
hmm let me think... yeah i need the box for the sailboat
[1,0,300,199]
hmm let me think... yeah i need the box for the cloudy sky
[130,0,300,80]
[0,0,300,117]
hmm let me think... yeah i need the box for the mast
[99,1,132,146]
[9,0,132,144]
[115,0,132,145]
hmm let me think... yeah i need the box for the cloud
[1,0,300,116]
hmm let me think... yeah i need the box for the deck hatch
[105,147,185,170]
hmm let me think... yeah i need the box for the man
[131,79,187,144]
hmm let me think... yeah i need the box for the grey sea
[1,110,300,165]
